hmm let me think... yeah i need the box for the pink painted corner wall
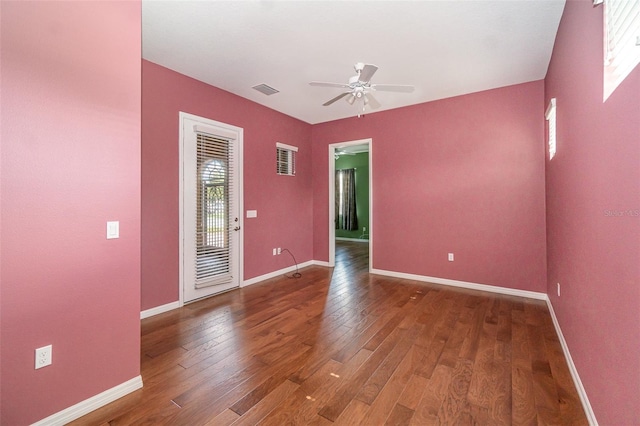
[0,2,141,424]
[312,81,547,292]
[141,61,313,311]
[544,2,640,424]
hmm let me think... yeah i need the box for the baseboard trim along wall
[140,301,181,319]
[139,261,320,319]
[242,260,314,287]
[370,268,547,300]
[545,299,599,426]
[32,375,143,426]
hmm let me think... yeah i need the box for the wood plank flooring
[71,241,587,425]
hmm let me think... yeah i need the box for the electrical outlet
[448,253,454,261]
[557,283,561,297]
[277,248,282,255]
[35,345,52,369]
[363,226,366,232]
[272,248,277,256]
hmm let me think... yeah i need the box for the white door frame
[328,138,372,271]
[178,111,244,306]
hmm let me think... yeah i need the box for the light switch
[106,221,119,239]
[246,210,257,218]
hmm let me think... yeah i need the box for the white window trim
[546,98,557,160]
[276,142,298,152]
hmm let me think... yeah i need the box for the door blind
[195,131,234,288]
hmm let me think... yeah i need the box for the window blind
[195,131,234,288]
[604,0,640,99]
[276,142,297,176]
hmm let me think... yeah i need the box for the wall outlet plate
[35,345,52,369]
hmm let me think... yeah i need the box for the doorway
[328,138,372,271]
[179,112,243,304]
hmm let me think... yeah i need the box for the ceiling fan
[310,63,414,111]
[334,149,356,160]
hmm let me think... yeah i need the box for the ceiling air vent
[252,84,279,96]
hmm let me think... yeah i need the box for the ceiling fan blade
[358,64,378,83]
[364,93,381,109]
[310,81,350,89]
[323,92,351,106]
[371,84,415,93]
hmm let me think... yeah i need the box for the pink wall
[141,61,313,310]
[0,2,142,424]
[312,81,548,293]
[544,2,640,424]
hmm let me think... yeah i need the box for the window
[546,98,557,160]
[195,131,233,284]
[603,0,640,100]
[276,142,297,176]
[201,158,226,248]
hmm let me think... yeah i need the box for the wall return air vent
[252,84,279,96]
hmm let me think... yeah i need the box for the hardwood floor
[71,241,587,425]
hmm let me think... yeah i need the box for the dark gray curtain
[335,168,358,231]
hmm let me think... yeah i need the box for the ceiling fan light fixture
[310,63,414,110]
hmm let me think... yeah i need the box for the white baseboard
[140,301,181,319]
[545,299,598,426]
[32,375,142,425]
[335,237,369,243]
[312,260,331,267]
[370,268,547,300]
[242,260,314,287]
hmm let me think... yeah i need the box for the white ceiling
[142,1,565,125]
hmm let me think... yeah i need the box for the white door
[181,113,242,303]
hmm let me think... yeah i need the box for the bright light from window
[338,172,344,216]
[546,98,557,160]
[603,0,640,101]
